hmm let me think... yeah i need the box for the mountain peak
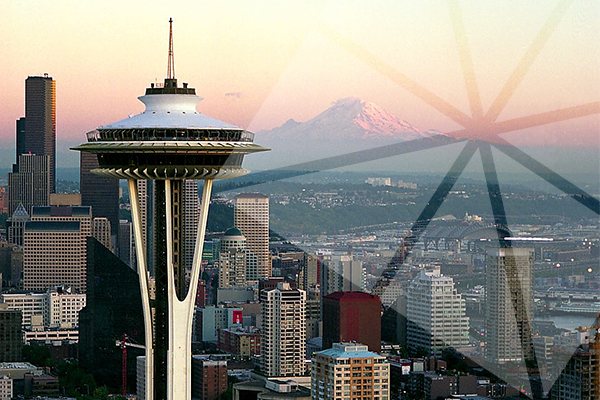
[260,97,445,142]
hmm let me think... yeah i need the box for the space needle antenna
[167,17,175,79]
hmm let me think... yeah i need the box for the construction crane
[116,334,145,396]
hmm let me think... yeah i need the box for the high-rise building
[261,282,306,377]
[299,254,319,291]
[191,358,228,400]
[92,217,112,251]
[79,236,144,393]
[7,204,29,247]
[22,206,92,293]
[80,152,120,245]
[406,269,469,356]
[322,291,381,353]
[24,75,56,193]
[234,193,270,280]
[72,19,266,400]
[311,343,390,400]
[7,154,50,216]
[550,342,598,400]
[485,247,534,364]
[182,180,199,282]
[15,117,26,163]
[118,220,135,269]
[321,255,365,296]
[217,228,247,289]
[0,306,22,362]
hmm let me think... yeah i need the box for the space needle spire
[167,17,175,79]
[73,18,267,400]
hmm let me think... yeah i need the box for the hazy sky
[1,0,598,148]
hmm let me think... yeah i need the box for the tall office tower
[321,255,365,296]
[0,306,22,361]
[15,117,26,162]
[23,206,92,293]
[79,236,144,393]
[322,291,381,353]
[311,343,390,400]
[7,154,50,216]
[118,220,135,269]
[406,269,469,356]
[485,247,534,364]
[234,193,270,280]
[217,228,247,288]
[92,217,112,250]
[7,204,30,247]
[182,180,199,281]
[217,248,246,288]
[80,152,120,247]
[299,254,319,291]
[24,75,56,193]
[260,282,306,377]
[73,19,266,400]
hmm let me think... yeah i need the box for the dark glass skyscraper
[80,152,120,242]
[16,117,26,162]
[24,75,56,193]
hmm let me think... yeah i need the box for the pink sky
[1,0,598,148]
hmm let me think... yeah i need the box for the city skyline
[1,1,598,155]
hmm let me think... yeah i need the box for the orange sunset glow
[1,0,598,151]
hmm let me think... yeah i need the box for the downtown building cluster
[0,37,597,400]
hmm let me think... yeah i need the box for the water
[535,314,598,331]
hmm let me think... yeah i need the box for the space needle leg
[128,179,154,400]
[165,179,213,400]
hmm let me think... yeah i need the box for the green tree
[93,386,109,400]
[22,343,54,367]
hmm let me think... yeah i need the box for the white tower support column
[165,179,213,400]
[128,179,154,400]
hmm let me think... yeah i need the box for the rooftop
[324,291,381,302]
[317,343,385,360]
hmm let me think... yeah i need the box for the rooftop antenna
[167,18,175,79]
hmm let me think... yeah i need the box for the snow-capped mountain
[259,97,445,143]
[247,97,452,170]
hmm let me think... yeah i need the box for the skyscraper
[182,180,199,282]
[23,206,92,293]
[24,75,56,193]
[234,193,271,280]
[485,247,534,364]
[15,117,26,162]
[261,282,306,377]
[72,19,266,400]
[406,269,469,356]
[322,291,381,353]
[8,154,50,216]
[217,228,247,289]
[321,255,365,296]
[80,152,120,246]
[311,343,390,400]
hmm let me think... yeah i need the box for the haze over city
[2,0,598,173]
[1,1,600,399]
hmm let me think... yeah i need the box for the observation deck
[72,78,267,180]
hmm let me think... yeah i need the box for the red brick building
[217,326,261,358]
[322,291,382,352]
[191,357,228,400]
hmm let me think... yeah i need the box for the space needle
[73,19,267,400]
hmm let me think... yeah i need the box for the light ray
[448,0,484,119]
[485,0,575,122]
[316,21,473,128]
